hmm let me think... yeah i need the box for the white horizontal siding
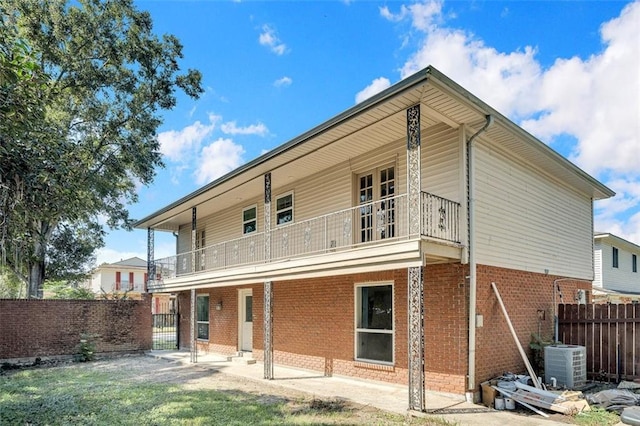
[422,123,461,202]
[175,139,412,255]
[593,242,603,288]
[291,161,353,222]
[177,225,190,255]
[474,142,594,279]
[598,240,640,293]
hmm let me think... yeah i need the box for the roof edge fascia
[594,233,640,251]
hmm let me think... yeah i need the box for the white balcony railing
[150,192,460,281]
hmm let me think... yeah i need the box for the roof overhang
[135,66,614,232]
[594,233,640,252]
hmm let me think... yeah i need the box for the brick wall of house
[474,264,593,390]
[178,285,261,356]
[268,270,410,384]
[0,297,152,360]
[173,264,591,395]
[424,262,470,392]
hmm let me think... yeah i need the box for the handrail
[151,192,460,281]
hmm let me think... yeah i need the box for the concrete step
[230,351,256,365]
[232,357,256,365]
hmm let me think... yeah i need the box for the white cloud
[274,76,293,87]
[355,77,391,104]
[399,28,542,118]
[375,0,640,245]
[380,0,443,31]
[194,138,245,185]
[521,1,640,176]
[259,24,288,55]
[221,121,269,136]
[158,114,221,162]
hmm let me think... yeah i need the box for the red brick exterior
[474,265,592,389]
[424,263,469,392]
[0,296,152,360]
[175,264,592,396]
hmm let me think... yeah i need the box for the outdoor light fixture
[215,300,223,310]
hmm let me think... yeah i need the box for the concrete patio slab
[147,350,569,425]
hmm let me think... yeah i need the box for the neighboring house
[134,66,613,408]
[87,257,148,296]
[593,233,640,302]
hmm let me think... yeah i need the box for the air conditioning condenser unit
[544,344,586,388]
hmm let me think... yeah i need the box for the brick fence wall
[0,296,152,361]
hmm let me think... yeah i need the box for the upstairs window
[276,193,293,225]
[613,247,619,268]
[633,254,637,273]
[243,205,257,234]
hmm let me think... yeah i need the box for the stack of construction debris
[485,373,589,418]
[483,374,640,423]
[587,381,640,426]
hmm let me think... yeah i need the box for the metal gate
[152,296,179,350]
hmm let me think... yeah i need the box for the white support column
[263,173,274,379]
[191,207,197,274]
[146,227,154,291]
[190,288,197,363]
[264,172,271,262]
[406,104,425,412]
[408,266,425,410]
[263,280,273,379]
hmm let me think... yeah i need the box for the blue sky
[97,0,640,264]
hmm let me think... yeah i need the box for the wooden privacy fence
[558,303,639,382]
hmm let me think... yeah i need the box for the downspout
[466,115,493,399]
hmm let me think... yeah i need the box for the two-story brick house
[135,66,613,408]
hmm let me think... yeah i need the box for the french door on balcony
[358,165,396,243]
[195,229,206,271]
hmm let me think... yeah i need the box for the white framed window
[196,294,209,340]
[275,192,293,226]
[355,283,393,364]
[613,247,619,268]
[243,205,257,234]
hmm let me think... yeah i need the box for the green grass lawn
[0,362,452,425]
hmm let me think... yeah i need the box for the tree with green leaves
[0,0,203,298]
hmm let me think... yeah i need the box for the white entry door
[239,289,253,351]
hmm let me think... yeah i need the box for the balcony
[150,192,460,282]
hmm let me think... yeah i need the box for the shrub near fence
[0,297,152,361]
[558,303,640,382]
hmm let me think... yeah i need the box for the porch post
[191,207,197,273]
[407,104,421,237]
[407,104,425,412]
[263,173,274,379]
[264,172,271,262]
[190,288,197,363]
[146,227,154,291]
[264,280,274,379]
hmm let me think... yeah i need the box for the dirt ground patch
[75,355,322,403]
[3,354,430,425]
